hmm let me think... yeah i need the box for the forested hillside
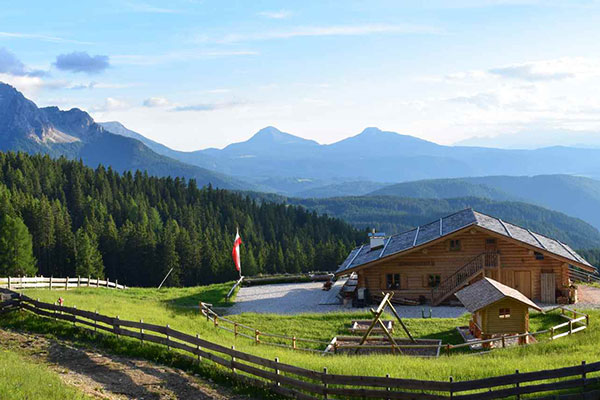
[0,152,361,287]
[291,196,600,250]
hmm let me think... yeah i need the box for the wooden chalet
[455,277,542,343]
[335,209,596,305]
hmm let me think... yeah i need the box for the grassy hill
[290,196,600,249]
[369,175,600,230]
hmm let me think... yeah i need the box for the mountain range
[0,83,247,190]
[4,82,600,243]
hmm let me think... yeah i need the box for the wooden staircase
[431,252,497,306]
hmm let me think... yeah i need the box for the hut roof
[336,208,594,275]
[455,277,542,313]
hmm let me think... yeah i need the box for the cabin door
[484,239,498,267]
[514,271,532,299]
[541,273,556,303]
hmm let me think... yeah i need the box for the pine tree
[0,214,37,276]
[74,228,104,278]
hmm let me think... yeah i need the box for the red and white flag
[232,229,242,275]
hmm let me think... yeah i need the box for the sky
[2,1,600,150]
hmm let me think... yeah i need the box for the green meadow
[1,283,596,385]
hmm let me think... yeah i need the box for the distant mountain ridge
[288,196,600,250]
[0,83,248,189]
[369,175,600,231]
[102,121,600,197]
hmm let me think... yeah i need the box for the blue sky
[2,1,600,150]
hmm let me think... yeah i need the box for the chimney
[368,229,386,250]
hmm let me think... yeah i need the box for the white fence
[0,276,126,290]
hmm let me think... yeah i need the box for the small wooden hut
[455,277,542,344]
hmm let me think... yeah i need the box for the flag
[232,229,242,274]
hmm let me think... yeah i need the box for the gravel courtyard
[226,282,469,317]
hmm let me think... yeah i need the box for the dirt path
[578,285,600,308]
[0,329,255,400]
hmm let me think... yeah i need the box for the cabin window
[386,273,401,290]
[486,239,496,245]
[449,239,462,251]
[499,308,511,319]
[427,274,441,288]
[534,252,544,260]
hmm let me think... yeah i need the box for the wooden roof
[455,277,542,313]
[336,208,595,275]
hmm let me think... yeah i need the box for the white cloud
[0,73,68,96]
[143,97,170,107]
[0,31,92,44]
[172,101,244,112]
[258,10,293,19]
[91,97,131,112]
[112,50,258,66]
[213,23,441,43]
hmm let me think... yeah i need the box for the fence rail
[569,267,600,285]
[201,302,588,356]
[0,276,126,290]
[1,295,599,399]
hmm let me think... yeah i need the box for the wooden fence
[0,276,126,290]
[0,295,599,399]
[569,267,600,284]
[201,302,589,356]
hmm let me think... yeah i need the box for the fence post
[231,346,236,374]
[106,278,110,288]
[233,322,238,338]
[94,310,98,333]
[550,326,554,340]
[515,370,520,400]
[196,334,202,362]
[255,330,260,344]
[274,357,280,386]
[582,361,587,392]
[7,276,10,290]
[502,335,506,348]
[96,277,99,288]
[140,319,144,344]
[166,324,170,351]
[115,280,118,289]
[292,336,297,350]
[449,376,453,399]
[49,276,52,290]
[87,276,90,287]
[446,343,451,357]
[65,277,69,291]
[115,316,120,339]
[77,276,81,287]
[385,373,391,400]
[73,306,76,326]
[569,320,573,335]
[323,367,328,400]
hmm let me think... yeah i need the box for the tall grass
[9,285,600,383]
[0,349,90,400]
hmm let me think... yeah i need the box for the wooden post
[196,334,202,362]
[231,346,236,374]
[292,336,297,350]
[502,335,506,348]
[515,370,520,400]
[582,360,587,392]
[323,367,328,400]
[214,315,218,327]
[140,319,144,344]
[446,343,451,357]
[233,322,238,338]
[166,324,170,350]
[7,276,10,290]
[550,326,555,340]
[449,376,453,400]
[94,311,98,333]
[385,374,391,400]
[49,276,52,290]
[73,306,76,326]
[65,277,69,290]
[274,357,280,386]
[115,280,118,289]
[77,276,81,287]
[115,316,120,339]
[255,329,260,344]
[87,276,90,287]
[106,278,110,288]
[569,320,573,335]
[96,277,99,288]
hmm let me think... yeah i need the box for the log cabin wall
[357,228,568,302]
